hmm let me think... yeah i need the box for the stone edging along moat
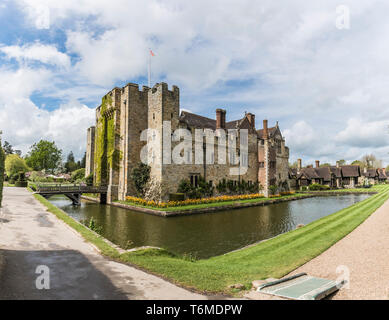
[81,191,377,217]
[81,194,317,217]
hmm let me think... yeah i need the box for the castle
[85,82,290,202]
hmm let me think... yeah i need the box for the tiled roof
[314,167,332,181]
[329,166,342,178]
[362,169,378,178]
[297,167,320,180]
[340,165,360,178]
[257,127,277,139]
[179,111,245,130]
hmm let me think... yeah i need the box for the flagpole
[148,49,151,88]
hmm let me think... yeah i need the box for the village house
[293,159,361,189]
[85,82,290,202]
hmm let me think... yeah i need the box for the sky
[0,0,388,165]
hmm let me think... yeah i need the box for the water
[49,194,370,259]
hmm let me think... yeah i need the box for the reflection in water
[50,194,370,259]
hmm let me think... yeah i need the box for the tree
[5,154,30,177]
[0,142,5,207]
[360,154,382,169]
[25,140,62,173]
[320,163,331,167]
[3,141,14,155]
[64,151,78,173]
[131,163,151,196]
[80,152,86,168]
[337,159,346,166]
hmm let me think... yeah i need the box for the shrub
[309,183,330,191]
[15,181,28,187]
[169,193,185,201]
[0,144,4,207]
[71,168,86,183]
[131,162,151,196]
[269,185,278,195]
[5,154,29,177]
[85,173,94,186]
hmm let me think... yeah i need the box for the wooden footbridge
[35,184,108,205]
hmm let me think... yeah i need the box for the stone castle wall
[90,82,290,202]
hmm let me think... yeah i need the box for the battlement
[150,82,179,97]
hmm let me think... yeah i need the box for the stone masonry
[86,82,290,202]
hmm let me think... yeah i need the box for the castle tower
[118,83,149,200]
[147,83,180,199]
[85,126,95,178]
[263,119,269,197]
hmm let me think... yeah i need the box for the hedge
[0,144,4,207]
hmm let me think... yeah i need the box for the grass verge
[31,190,119,258]
[30,185,389,295]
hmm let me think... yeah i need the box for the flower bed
[125,193,266,208]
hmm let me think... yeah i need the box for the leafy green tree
[131,163,151,196]
[0,142,5,207]
[337,159,346,166]
[319,163,331,167]
[25,140,62,173]
[80,152,86,168]
[5,154,30,177]
[3,141,14,155]
[64,151,79,173]
[71,168,86,182]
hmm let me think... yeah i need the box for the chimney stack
[247,113,255,129]
[263,119,268,139]
[315,160,320,168]
[336,161,340,168]
[216,109,226,129]
[297,159,302,173]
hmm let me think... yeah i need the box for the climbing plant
[0,142,5,207]
[131,162,151,196]
[94,95,122,185]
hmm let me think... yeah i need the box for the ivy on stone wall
[0,143,5,207]
[94,95,122,185]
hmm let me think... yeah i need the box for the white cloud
[3,0,389,165]
[336,118,389,149]
[0,43,71,69]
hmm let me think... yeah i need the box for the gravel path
[288,195,389,300]
[0,187,215,300]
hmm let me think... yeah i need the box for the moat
[49,194,370,259]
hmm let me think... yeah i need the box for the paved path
[249,194,389,300]
[0,188,213,300]
[290,195,389,300]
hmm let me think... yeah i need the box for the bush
[131,163,151,196]
[5,154,29,177]
[269,185,278,195]
[85,173,94,186]
[0,144,4,207]
[309,183,330,191]
[15,181,28,187]
[177,176,213,199]
[169,193,185,201]
[71,168,86,183]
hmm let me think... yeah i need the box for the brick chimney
[247,113,255,129]
[315,160,320,168]
[216,109,226,129]
[336,161,340,168]
[297,159,302,173]
[263,119,268,139]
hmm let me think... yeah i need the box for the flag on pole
[148,49,155,88]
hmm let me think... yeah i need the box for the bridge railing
[36,184,108,194]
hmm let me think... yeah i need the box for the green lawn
[115,193,308,212]
[30,185,389,295]
[119,185,389,293]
